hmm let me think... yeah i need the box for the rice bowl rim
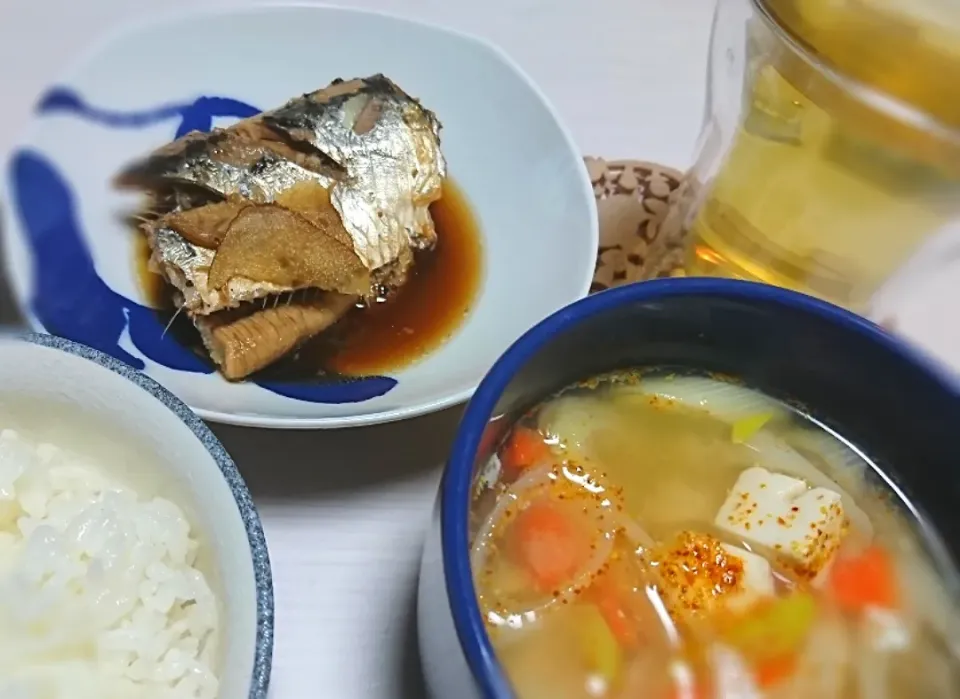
[12,331,274,699]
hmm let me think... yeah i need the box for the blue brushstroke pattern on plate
[8,88,398,404]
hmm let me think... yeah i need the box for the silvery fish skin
[124,74,445,316]
[263,75,445,265]
[119,128,338,202]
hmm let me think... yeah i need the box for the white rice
[0,429,219,699]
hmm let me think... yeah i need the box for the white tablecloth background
[2,1,958,697]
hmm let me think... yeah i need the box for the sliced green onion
[732,413,774,444]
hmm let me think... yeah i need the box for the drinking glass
[680,0,960,311]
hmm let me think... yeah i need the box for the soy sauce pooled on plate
[135,178,482,381]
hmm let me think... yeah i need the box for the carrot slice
[590,575,642,650]
[828,545,899,611]
[506,500,593,592]
[755,654,797,688]
[507,493,644,651]
[501,427,552,475]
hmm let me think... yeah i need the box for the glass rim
[750,0,960,146]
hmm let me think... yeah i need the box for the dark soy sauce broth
[135,179,483,381]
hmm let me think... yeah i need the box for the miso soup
[469,372,960,698]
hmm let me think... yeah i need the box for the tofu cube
[721,543,776,611]
[714,466,847,585]
[651,531,775,618]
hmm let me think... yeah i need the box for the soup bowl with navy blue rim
[417,277,960,699]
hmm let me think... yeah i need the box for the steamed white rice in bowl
[0,430,218,698]
[0,334,272,699]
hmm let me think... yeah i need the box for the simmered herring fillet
[123,73,445,314]
[117,123,339,205]
[119,74,446,379]
[194,293,358,381]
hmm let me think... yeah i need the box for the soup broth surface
[470,373,960,699]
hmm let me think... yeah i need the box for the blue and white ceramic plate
[1,5,597,428]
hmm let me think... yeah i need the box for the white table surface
[2,1,958,698]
